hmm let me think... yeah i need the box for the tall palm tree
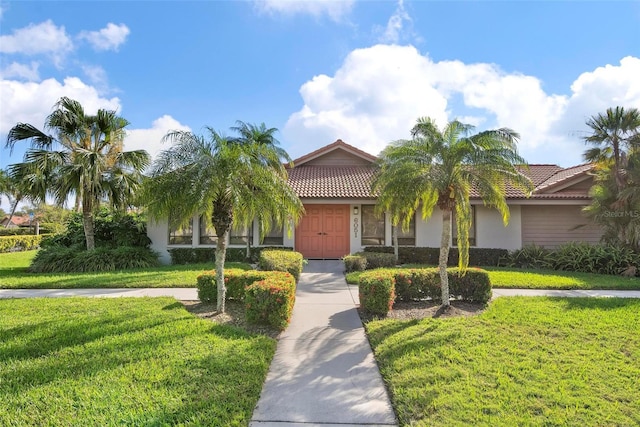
[373,117,532,308]
[5,97,150,250]
[142,126,303,313]
[583,106,640,190]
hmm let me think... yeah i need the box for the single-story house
[1,215,32,229]
[147,139,603,263]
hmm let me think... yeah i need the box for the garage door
[295,204,350,259]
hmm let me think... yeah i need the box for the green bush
[448,268,492,303]
[28,246,159,273]
[360,267,492,308]
[0,234,48,252]
[359,270,396,316]
[196,268,249,303]
[362,252,397,269]
[169,246,294,264]
[0,228,35,236]
[503,243,639,276]
[245,271,296,330]
[363,246,508,266]
[343,253,367,272]
[258,250,304,281]
[43,209,150,249]
[502,245,552,269]
[549,242,639,275]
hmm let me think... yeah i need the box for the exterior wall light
[353,206,359,215]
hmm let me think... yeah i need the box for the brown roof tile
[288,166,377,198]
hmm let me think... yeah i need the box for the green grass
[366,297,640,426]
[345,265,640,290]
[0,250,251,289]
[0,297,276,426]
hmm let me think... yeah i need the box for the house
[1,215,32,229]
[147,139,602,263]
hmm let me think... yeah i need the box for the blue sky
[1,0,639,178]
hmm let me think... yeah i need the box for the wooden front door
[295,204,350,259]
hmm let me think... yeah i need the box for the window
[230,226,252,245]
[168,219,193,245]
[361,205,385,246]
[391,214,416,246]
[452,206,476,246]
[262,226,284,246]
[199,216,217,245]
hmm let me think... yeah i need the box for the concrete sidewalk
[249,260,397,427]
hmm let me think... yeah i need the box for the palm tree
[373,117,532,308]
[584,106,640,190]
[142,126,303,313]
[5,97,150,250]
[230,120,293,257]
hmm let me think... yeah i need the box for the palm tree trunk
[215,230,228,313]
[4,196,21,229]
[439,208,452,307]
[82,196,95,251]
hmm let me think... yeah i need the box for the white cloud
[0,61,40,81]
[0,76,120,135]
[377,0,416,44]
[0,20,73,66]
[284,44,640,166]
[79,23,130,51]
[125,115,191,161]
[82,64,108,88]
[255,0,354,21]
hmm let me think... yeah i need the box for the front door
[295,204,350,259]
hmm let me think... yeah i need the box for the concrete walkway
[249,260,398,427]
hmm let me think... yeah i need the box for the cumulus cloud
[0,20,73,65]
[255,0,354,21]
[79,23,130,51]
[0,61,40,81]
[284,44,640,166]
[125,115,191,162]
[0,76,121,135]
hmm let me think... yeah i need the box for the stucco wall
[148,217,172,264]
[475,205,522,250]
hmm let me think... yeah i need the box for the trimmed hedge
[258,249,304,281]
[245,271,297,330]
[358,267,492,315]
[343,254,367,272]
[196,268,252,303]
[363,246,508,266]
[169,246,293,264]
[28,246,159,273]
[358,270,396,316]
[0,234,49,253]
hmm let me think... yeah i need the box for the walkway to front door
[295,204,350,259]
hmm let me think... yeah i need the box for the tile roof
[534,163,594,192]
[286,140,594,201]
[287,166,377,198]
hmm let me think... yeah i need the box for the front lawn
[0,297,276,425]
[366,297,640,426]
[0,250,251,288]
[345,265,640,290]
